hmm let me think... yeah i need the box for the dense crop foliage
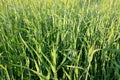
[0,0,120,80]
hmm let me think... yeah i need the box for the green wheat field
[0,0,120,80]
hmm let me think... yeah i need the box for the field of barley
[0,0,120,80]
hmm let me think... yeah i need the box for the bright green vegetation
[0,0,120,80]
